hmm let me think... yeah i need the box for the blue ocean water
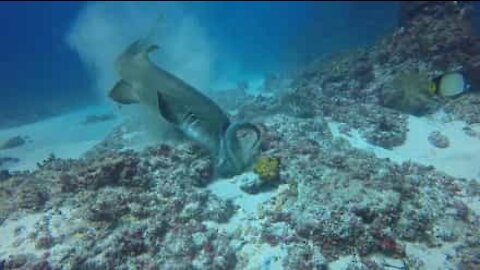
[1,2,480,269]
[0,1,398,128]
[0,2,92,126]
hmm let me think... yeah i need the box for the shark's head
[214,122,262,178]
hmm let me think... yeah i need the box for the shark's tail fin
[125,13,164,60]
[145,13,164,45]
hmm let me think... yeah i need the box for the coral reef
[253,156,280,183]
[238,172,264,194]
[282,244,327,270]
[260,73,285,93]
[388,2,478,73]
[250,115,478,267]
[444,93,480,124]
[210,82,253,112]
[2,2,480,269]
[0,157,19,169]
[234,2,480,150]
[0,170,10,182]
[278,89,317,119]
[371,1,480,121]
[380,69,440,116]
[238,1,479,124]
[428,130,450,148]
[0,141,236,269]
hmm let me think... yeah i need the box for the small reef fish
[429,72,469,97]
[108,17,261,178]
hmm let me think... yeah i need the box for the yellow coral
[120,214,138,224]
[72,232,85,240]
[253,156,280,182]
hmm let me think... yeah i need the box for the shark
[108,19,261,178]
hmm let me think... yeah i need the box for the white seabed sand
[329,114,480,181]
[208,112,480,269]
[0,105,121,171]
[207,174,285,270]
[326,114,480,269]
[0,207,93,262]
[0,213,44,259]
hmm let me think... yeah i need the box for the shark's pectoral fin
[109,80,140,104]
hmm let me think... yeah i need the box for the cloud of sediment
[66,1,220,143]
[66,1,216,102]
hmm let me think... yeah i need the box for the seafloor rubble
[0,112,479,269]
[1,1,480,270]
[0,142,235,269]
[254,114,479,269]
